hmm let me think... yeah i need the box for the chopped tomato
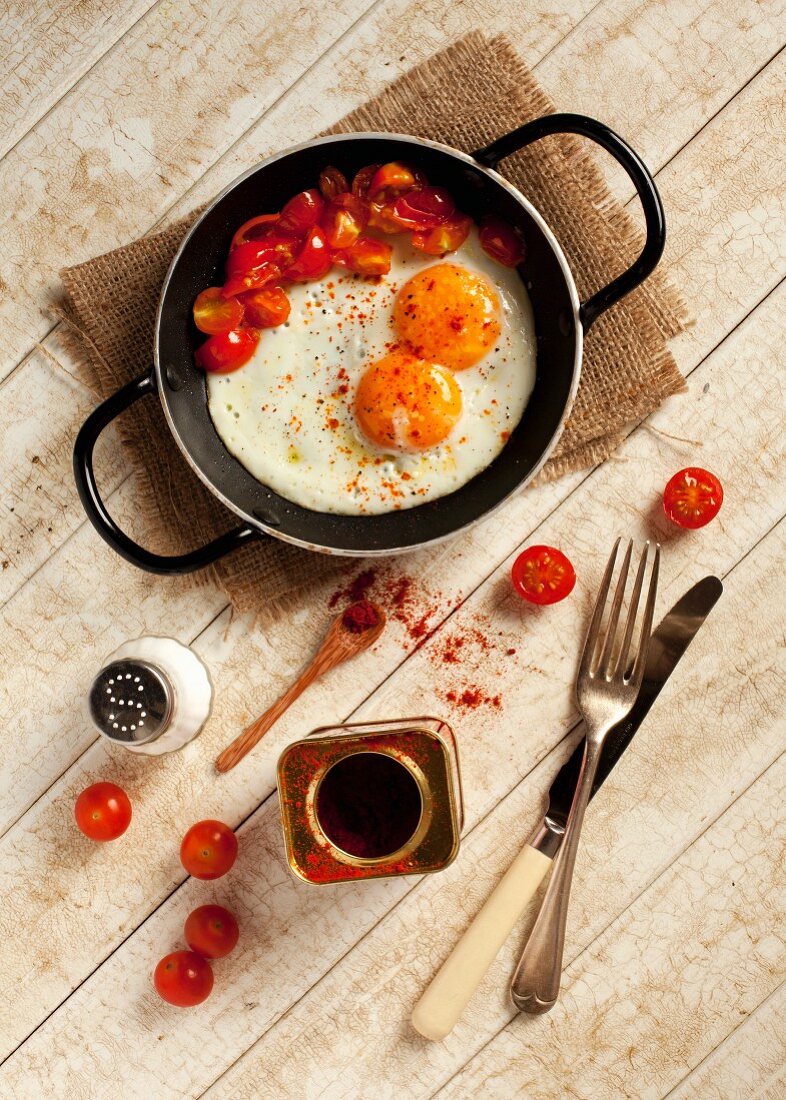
[194,329,259,373]
[368,161,425,201]
[511,545,576,605]
[351,163,381,201]
[180,819,238,879]
[366,200,404,234]
[241,286,290,328]
[192,287,244,335]
[412,214,472,255]
[321,193,368,248]
[223,241,284,296]
[154,951,213,1007]
[334,236,393,276]
[663,467,724,529]
[184,905,239,960]
[278,188,325,235]
[319,165,349,201]
[389,186,456,230]
[283,224,332,281]
[74,782,132,842]
[230,213,279,249]
[479,215,525,266]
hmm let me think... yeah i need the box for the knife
[411,576,722,1041]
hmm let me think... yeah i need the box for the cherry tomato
[194,329,259,373]
[365,199,404,234]
[283,225,333,281]
[230,213,279,249]
[223,242,284,297]
[184,904,239,960]
[74,781,132,842]
[663,467,724,529]
[389,186,456,230]
[321,193,368,249]
[511,545,576,606]
[154,951,213,1007]
[352,164,381,201]
[278,188,325,235]
[478,214,525,266]
[412,214,472,256]
[368,161,425,201]
[241,286,290,328]
[180,819,238,879]
[319,165,349,201]
[334,236,393,276]
[192,287,244,335]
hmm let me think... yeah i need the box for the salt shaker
[88,636,213,755]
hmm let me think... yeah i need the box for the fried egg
[206,227,536,515]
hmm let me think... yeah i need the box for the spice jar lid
[89,659,173,745]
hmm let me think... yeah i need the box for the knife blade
[411,575,722,1042]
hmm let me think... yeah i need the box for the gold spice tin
[277,717,463,885]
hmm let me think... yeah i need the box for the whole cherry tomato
[180,819,238,879]
[319,166,349,201]
[368,161,425,201]
[283,225,333,281]
[278,188,325,235]
[230,213,280,250]
[194,329,259,373]
[389,186,456,230]
[241,286,291,328]
[351,164,381,201]
[192,287,244,335]
[154,950,213,1007]
[479,214,525,266]
[663,467,724,528]
[74,781,132,842]
[321,193,368,249]
[511,546,576,605]
[184,904,239,960]
[412,214,472,256]
[334,236,393,276]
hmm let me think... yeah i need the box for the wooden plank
[0,0,157,160]
[1,274,782,1091]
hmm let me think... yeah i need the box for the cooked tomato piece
[230,213,279,249]
[412,214,473,255]
[194,329,259,373]
[319,165,349,201]
[389,186,456,230]
[223,241,284,296]
[283,224,333,281]
[351,164,381,201]
[365,199,404,234]
[511,545,576,605]
[278,188,325,235]
[222,265,280,298]
[74,781,132,842]
[368,161,425,201]
[663,467,724,529]
[154,951,213,1007]
[192,287,244,335]
[241,286,290,328]
[334,236,393,276]
[184,905,239,960]
[321,193,368,248]
[479,214,525,266]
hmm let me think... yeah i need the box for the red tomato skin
[283,225,333,281]
[74,782,132,842]
[184,905,240,960]
[663,467,724,529]
[154,951,214,1007]
[241,286,290,328]
[333,236,393,276]
[180,819,238,879]
[368,161,425,201]
[352,164,381,201]
[321,193,368,248]
[230,213,280,250]
[478,215,526,266]
[389,187,456,230]
[195,329,259,373]
[511,545,576,606]
[319,166,349,201]
[279,189,325,235]
[193,287,244,335]
[412,214,472,256]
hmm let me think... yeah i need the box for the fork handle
[510,737,603,1012]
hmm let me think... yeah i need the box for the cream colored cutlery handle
[411,844,552,1041]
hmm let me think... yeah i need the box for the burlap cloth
[60,32,688,615]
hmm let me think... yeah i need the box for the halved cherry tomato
[184,904,239,960]
[479,214,525,266]
[321,193,368,248]
[241,286,291,328]
[154,951,213,1007]
[663,467,724,529]
[278,188,325,235]
[368,161,425,201]
[319,166,349,201]
[222,264,280,298]
[192,287,244,335]
[352,163,381,200]
[412,214,473,255]
[283,224,333,281]
[194,329,259,373]
[334,236,393,276]
[74,781,132,842]
[389,186,456,230]
[223,242,284,297]
[230,213,279,249]
[511,545,576,605]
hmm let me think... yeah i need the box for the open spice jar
[277,718,463,885]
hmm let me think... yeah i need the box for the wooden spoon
[215,602,387,773]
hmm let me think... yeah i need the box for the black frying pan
[74,114,664,572]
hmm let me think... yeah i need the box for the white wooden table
[1,2,785,1097]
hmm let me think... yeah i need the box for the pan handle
[472,113,665,331]
[73,369,260,574]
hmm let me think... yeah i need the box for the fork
[511,537,660,1013]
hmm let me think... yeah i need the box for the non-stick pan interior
[156,135,579,553]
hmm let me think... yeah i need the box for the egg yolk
[393,263,502,371]
[355,351,463,453]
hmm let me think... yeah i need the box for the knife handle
[411,844,553,1041]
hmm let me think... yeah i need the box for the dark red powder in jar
[341,600,380,633]
[315,752,422,859]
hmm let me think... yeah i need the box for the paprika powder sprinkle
[341,600,380,634]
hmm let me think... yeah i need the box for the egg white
[206,227,537,515]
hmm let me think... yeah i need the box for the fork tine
[598,539,632,678]
[578,537,620,679]
[617,542,650,677]
[630,543,660,683]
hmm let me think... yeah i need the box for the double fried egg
[207,228,536,515]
